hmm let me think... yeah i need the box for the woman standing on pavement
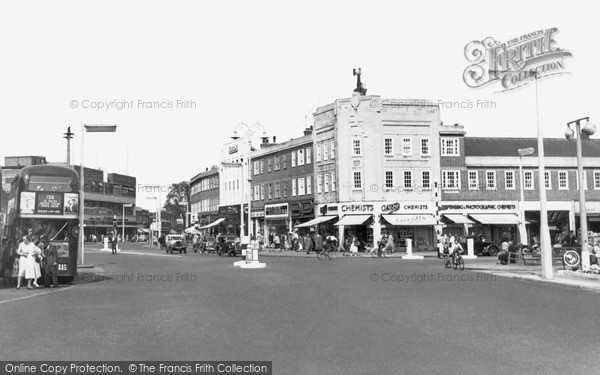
[16,236,38,289]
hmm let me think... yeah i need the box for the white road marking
[0,285,76,306]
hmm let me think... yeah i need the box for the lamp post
[231,122,268,243]
[79,124,117,266]
[518,147,535,246]
[566,117,597,269]
[122,203,133,242]
[146,194,162,245]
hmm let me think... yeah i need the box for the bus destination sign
[36,192,64,215]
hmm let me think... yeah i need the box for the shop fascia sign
[264,203,289,218]
[440,202,518,212]
[322,201,433,215]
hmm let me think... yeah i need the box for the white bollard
[463,238,477,259]
[402,238,423,259]
[234,240,266,268]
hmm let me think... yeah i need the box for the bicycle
[452,249,465,271]
[371,246,388,258]
[317,243,336,260]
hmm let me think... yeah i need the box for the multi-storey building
[190,166,220,234]
[439,123,600,245]
[250,129,314,240]
[312,95,441,250]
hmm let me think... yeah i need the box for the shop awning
[468,214,520,225]
[196,218,226,229]
[184,226,200,234]
[442,214,475,224]
[294,216,337,228]
[334,214,372,226]
[382,214,437,226]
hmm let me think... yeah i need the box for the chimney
[303,127,312,136]
[273,136,276,143]
[206,167,208,171]
[262,137,269,143]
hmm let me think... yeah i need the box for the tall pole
[519,156,526,245]
[575,121,590,269]
[122,205,125,241]
[79,125,85,265]
[64,127,74,166]
[534,75,553,279]
[247,140,252,241]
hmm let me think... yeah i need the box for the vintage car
[165,234,187,254]
[216,235,242,257]
[458,235,499,256]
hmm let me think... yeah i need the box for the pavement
[255,248,600,291]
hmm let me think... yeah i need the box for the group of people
[0,234,59,290]
[255,230,339,254]
[438,234,464,259]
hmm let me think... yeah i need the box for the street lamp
[518,147,535,246]
[122,203,134,242]
[566,117,597,269]
[231,122,268,243]
[79,124,117,266]
[146,194,162,245]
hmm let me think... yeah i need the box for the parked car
[458,235,499,256]
[217,235,242,257]
[165,234,187,254]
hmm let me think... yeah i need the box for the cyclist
[450,238,464,266]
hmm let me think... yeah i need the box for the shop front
[264,203,289,243]
[317,201,436,252]
[250,210,265,240]
[290,200,316,235]
[441,201,521,244]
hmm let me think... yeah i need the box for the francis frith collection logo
[463,27,572,91]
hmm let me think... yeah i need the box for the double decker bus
[5,165,79,282]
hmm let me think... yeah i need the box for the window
[260,160,264,174]
[441,138,459,156]
[545,171,551,190]
[442,170,460,189]
[404,171,413,189]
[384,138,393,155]
[298,149,305,166]
[306,147,311,164]
[421,138,431,156]
[331,172,336,191]
[283,154,287,169]
[317,174,323,194]
[306,176,312,194]
[274,156,280,171]
[292,179,297,196]
[466,171,477,190]
[594,171,600,190]
[352,139,361,156]
[298,178,305,195]
[486,170,496,190]
[268,184,272,199]
[254,186,259,201]
[275,182,280,198]
[324,174,329,193]
[330,141,335,159]
[524,171,534,190]
[323,142,329,160]
[253,161,259,175]
[283,182,287,198]
[385,170,394,188]
[291,151,296,167]
[422,171,430,189]
[402,138,412,156]
[316,144,322,162]
[559,171,568,190]
[505,171,515,190]
[267,158,272,172]
[260,184,264,200]
[353,171,362,189]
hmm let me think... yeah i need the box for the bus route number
[58,264,67,271]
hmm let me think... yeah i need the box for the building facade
[250,130,314,240]
[439,123,600,246]
[311,95,441,251]
[190,166,220,234]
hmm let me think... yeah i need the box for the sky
[1,0,598,210]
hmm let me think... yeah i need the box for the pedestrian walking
[111,232,118,254]
[305,233,313,254]
[314,232,323,253]
[41,238,59,288]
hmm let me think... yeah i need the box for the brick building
[190,166,220,234]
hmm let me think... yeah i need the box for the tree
[164,181,190,231]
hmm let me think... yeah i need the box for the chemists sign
[463,27,572,91]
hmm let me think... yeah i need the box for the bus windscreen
[28,175,74,192]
